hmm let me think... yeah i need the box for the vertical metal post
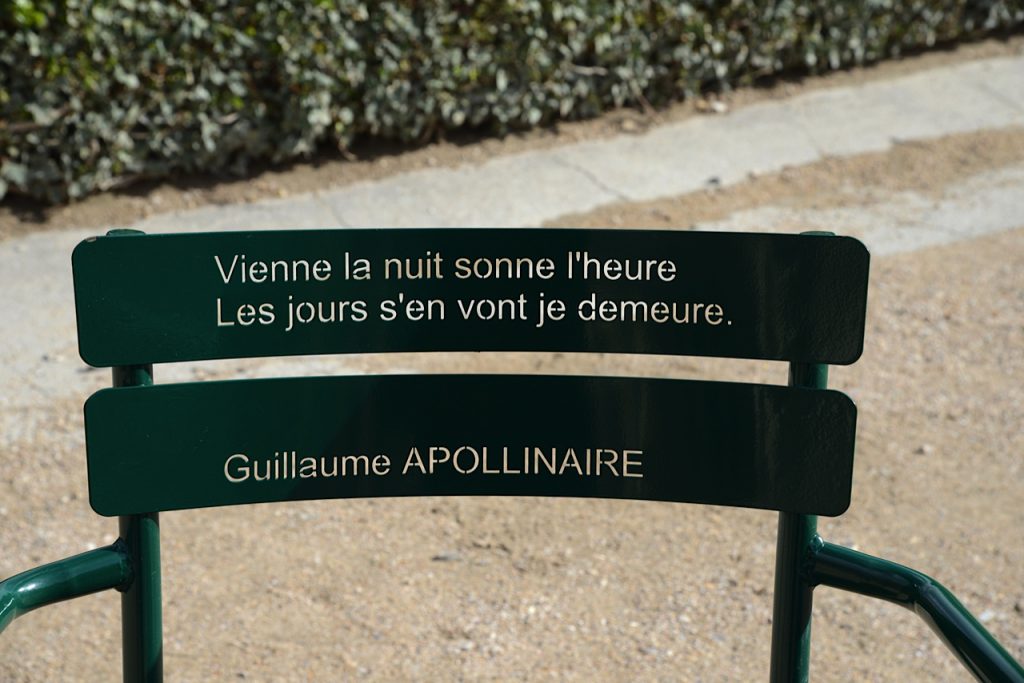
[769,361,827,682]
[109,228,162,683]
[113,363,162,683]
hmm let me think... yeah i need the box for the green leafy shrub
[1,1,1021,203]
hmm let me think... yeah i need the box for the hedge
[1,1,1022,203]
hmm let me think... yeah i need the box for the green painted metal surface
[769,362,828,682]
[0,543,131,634]
[811,541,1024,683]
[84,374,857,517]
[119,513,162,683]
[112,356,163,683]
[72,229,870,367]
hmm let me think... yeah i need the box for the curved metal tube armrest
[0,541,132,634]
[809,539,1024,683]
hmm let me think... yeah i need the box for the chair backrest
[64,226,884,683]
[73,228,870,519]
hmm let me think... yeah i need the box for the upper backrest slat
[72,229,869,366]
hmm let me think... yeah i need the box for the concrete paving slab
[550,114,822,202]
[136,195,346,232]
[326,151,620,228]
[956,55,1024,111]
[787,69,1022,156]
[0,229,99,410]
